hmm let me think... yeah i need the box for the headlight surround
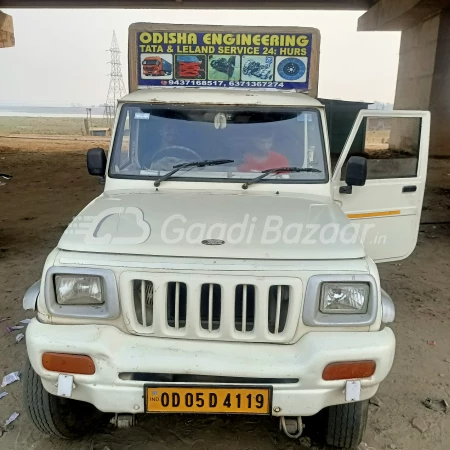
[55,275,103,305]
[302,274,378,327]
[320,282,370,314]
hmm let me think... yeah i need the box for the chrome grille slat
[174,281,180,330]
[275,285,282,335]
[242,284,247,333]
[208,283,213,332]
[141,280,147,327]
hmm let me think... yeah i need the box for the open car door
[332,110,430,263]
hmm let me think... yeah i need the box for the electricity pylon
[104,31,126,129]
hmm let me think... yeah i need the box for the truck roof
[119,88,324,108]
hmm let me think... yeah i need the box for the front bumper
[26,320,395,416]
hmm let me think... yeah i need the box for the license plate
[145,385,272,414]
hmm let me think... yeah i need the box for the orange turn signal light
[322,361,376,381]
[42,352,95,375]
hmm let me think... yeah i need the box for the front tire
[23,359,105,439]
[323,400,369,449]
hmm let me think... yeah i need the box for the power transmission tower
[104,31,126,129]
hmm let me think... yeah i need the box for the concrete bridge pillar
[394,10,450,156]
[0,10,14,48]
[359,1,450,156]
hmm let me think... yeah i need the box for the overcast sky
[0,8,401,106]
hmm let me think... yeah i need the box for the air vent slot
[268,285,290,334]
[167,282,187,329]
[235,284,255,332]
[200,284,221,331]
[133,280,154,327]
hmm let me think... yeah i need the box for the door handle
[402,185,417,193]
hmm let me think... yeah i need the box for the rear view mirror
[340,156,367,194]
[87,148,107,177]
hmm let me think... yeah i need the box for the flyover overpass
[1,0,449,155]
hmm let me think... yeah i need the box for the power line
[104,30,126,129]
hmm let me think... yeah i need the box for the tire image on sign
[277,58,306,81]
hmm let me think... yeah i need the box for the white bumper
[26,320,395,416]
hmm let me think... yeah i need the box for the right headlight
[320,282,370,314]
[303,275,377,327]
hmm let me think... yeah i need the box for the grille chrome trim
[242,284,247,333]
[208,283,213,332]
[174,281,180,330]
[141,280,147,327]
[275,285,282,335]
[121,273,302,343]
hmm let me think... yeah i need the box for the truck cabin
[143,57,160,65]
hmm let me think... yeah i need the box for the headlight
[55,275,103,305]
[320,283,369,314]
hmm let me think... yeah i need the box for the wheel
[23,358,106,439]
[323,400,369,449]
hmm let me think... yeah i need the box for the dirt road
[0,136,449,450]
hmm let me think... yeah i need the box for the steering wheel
[150,145,202,166]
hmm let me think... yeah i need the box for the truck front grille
[124,274,302,343]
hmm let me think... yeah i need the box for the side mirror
[87,148,107,177]
[339,156,367,194]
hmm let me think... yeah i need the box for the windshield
[109,103,328,184]
[143,59,158,65]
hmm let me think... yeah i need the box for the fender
[381,289,395,324]
[23,280,40,311]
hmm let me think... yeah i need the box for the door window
[339,116,422,180]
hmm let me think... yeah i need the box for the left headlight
[55,275,103,305]
[320,282,369,314]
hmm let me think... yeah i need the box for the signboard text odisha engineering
[129,25,320,93]
[138,32,311,55]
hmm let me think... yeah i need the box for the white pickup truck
[22,25,430,450]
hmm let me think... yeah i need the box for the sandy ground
[0,136,449,450]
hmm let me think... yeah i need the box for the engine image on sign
[128,23,320,93]
[209,56,240,81]
[242,56,274,81]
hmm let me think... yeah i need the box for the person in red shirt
[238,128,289,172]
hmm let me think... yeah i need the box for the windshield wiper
[242,166,322,189]
[154,159,234,187]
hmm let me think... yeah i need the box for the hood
[58,190,365,260]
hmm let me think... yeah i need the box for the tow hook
[110,413,136,428]
[279,416,304,439]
